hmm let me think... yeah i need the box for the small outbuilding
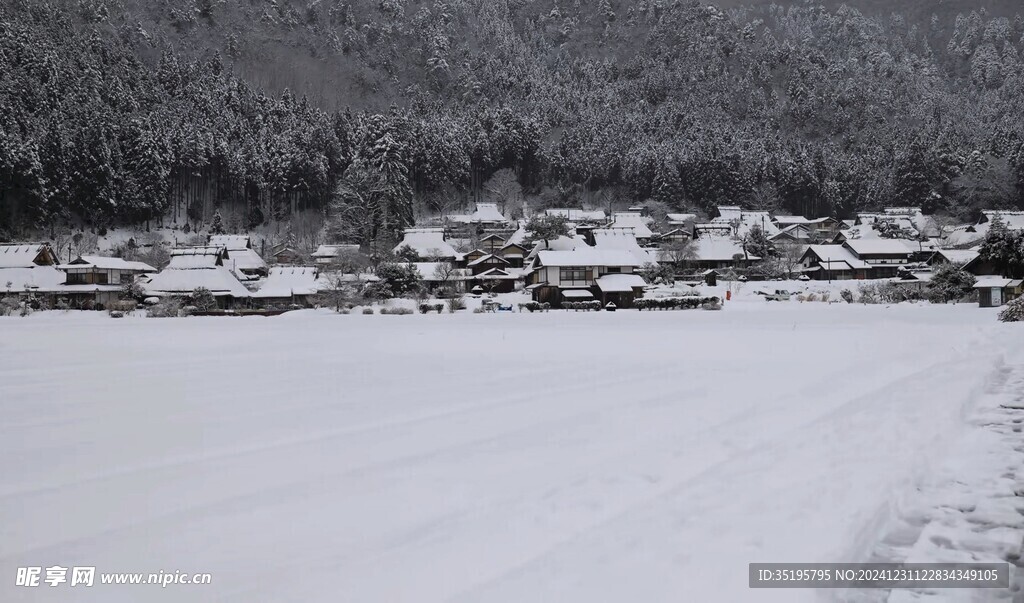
[973,277,1024,308]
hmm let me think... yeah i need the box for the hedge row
[518,302,552,312]
[636,296,721,310]
[563,301,603,311]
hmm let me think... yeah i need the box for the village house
[0,243,65,302]
[973,276,1024,308]
[57,255,156,308]
[543,208,608,224]
[496,242,528,268]
[693,223,735,238]
[927,248,980,268]
[143,247,251,308]
[666,213,697,228]
[393,228,459,261]
[208,234,268,278]
[479,233,507,253]
[526,249,645,308]
[447,202,510,231]
[685,236,759,271]
[252,266,320,307]
[842,240,913,277]
[712,206,780,238]
[312,244,361,266]
[608,211,654,241]
[799,245,870,280]
[799,240,912,280]
[770,223,813,243]
[271,244,305,265]
[655,228,693,244]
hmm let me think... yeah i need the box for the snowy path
[0,304,1020,602]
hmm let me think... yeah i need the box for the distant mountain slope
[1,0,1022,238]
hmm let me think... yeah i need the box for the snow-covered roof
[592,228,657,265]
[525,235,586,260]
[931,249,980,265]
[609,212,653,239]
[224,248,267,273]
[944,224,985,247]
[595,273,646,292]
[973,276,1018,289]
[982,210,1024,231]
[473,268,518,280]
[467,254,510,267]
[312,244,360,259]
[507,223,529,246]
[773,215,812,225]
[844,239,913,257]
[803,245,869,269]
[694,237,759,262]
[537,249,642,268]
[168,253,221,270]
[771,224,812,241]
[59,255,156,272]
[714,206,743,222]
[561,289,594,299]
[393,229,458,259]
[0,266,66,292]
[544,208,607,222]
[143,266,251,298]
[449,203,508,224]
[666,213,696,224]
[0,243,55,268]
[171,246,225,257]
[253,267,319,298]
[312,271,380,289]
[208,235,251,250]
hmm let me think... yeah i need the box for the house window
[605,266,621,274]
[67,272,86,285]
[559,267,590,286]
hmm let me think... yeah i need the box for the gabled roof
[802,245,869,269]
[666,213,696,223]
[393,229,458,259]
[929,249,980,265]
[0,265,66,292]
[843,239,913,257]
[253,266,319,298]
[609,212,653,239]
[592,228,657,265]
[224,248,267,273]
[473,267,517,279]
[312,244,360,258]
[544,208,607,222]
[208,234,252,250]
[982,210,1024,231]
[693,237,759,262]
[59,255,156,272]
[479,233,506,242]
[144,266,251,297]
[0,243,56,268]
[536,249,641,268]
[467,254,510,267]
[167,247,225,269]
[449,203,508,224]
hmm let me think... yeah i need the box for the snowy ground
[2,303,1022,602]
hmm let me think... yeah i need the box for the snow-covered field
[2,303,1022,602]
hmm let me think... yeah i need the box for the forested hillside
[2,0,1024,245]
